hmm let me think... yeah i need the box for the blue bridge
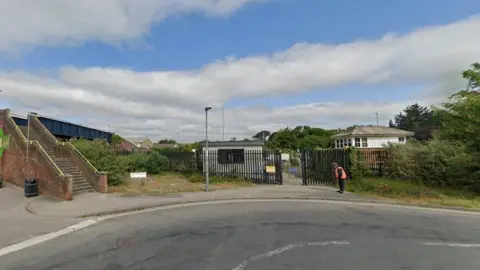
[12,113,112,143]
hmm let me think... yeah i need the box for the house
[332,125,414,149]
[199,141,267,174]
[117,138,136,152]
[124,137,153,149]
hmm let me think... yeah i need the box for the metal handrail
[31,117,100,175]
[4,114,64,176]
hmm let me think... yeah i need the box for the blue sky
[0,0,479,140]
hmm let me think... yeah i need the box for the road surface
[2,201,480,269]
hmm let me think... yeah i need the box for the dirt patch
[109,173,254,195]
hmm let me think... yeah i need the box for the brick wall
[118,139,135,152]
[31,116,107,193]
[0,109,72,200]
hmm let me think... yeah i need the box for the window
[398,137,405,142]
[347,138,352,147]
[335,140,340,149]
[218,149,245,164]
[362,138,368,147]
[354,138,361,147]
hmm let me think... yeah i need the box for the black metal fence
[300,148,388,186]
[115,149,283,184]
[301,149,350,186]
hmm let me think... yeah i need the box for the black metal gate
[258,151,283,185]
[301,149,350,186]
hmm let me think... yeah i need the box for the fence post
[300,149,307,186]
[275,151,283,185]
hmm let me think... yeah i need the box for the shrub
[384,138,479,193]
[71,139,128,186]
[126,151,169,174]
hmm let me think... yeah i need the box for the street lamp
[25,112,37,178]
[204,106,212,191]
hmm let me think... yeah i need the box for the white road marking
[0,219,97,257]
[422,242,480,247]
[2,199,478,257]
[231,241,349,270]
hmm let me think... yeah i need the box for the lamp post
[374,112,379,126]
[204,106,212,191]
[25,112,37,178]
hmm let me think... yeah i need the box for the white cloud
[1,15,479,142]
[0,0,264,53]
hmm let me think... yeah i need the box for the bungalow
[332,125,414,149]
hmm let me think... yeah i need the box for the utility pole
[374,113,379,126]
[176,131,179,143]
[222,107,225,141]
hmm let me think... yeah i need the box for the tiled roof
[124,137,148,143]
[332,125,414,138]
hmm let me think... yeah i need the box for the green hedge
[383,139,480,194]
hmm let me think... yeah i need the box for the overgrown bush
[384,138,480,193]
[71,139,171,186]
[348,148,372,180]
[72,139,128,186]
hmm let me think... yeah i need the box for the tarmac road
[2,200,480,269]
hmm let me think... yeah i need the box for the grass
[108,172,254,195]
[348,177,480,209]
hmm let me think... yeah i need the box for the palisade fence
[200,149,283,184]
[301,148,389,186]
[115,149,283,184]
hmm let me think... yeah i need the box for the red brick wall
[0,109,71,200]
[118,139,135,152]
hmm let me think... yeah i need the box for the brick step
[73,182,92,189]
[58,167,79,172]
[65,173,84,179]
[73,188,95,195]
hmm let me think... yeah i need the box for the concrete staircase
[18,126,94,194]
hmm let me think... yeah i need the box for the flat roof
[200,140,265,147]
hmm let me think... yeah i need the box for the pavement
[0,183,82,249]
[2,200,480,269]
[25,184,374,218]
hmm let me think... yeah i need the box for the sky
[0,0,479,142]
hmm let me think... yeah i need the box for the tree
[389,103,442,141]
[230,137,237,141]
[252,130,270,141]
[111,134,123,146]
[264,126,337,150]
[436,90,480,152]
[462,62,480,90]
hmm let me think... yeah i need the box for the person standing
[332,162,347,193]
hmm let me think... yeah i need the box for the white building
[332,125,414,149]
